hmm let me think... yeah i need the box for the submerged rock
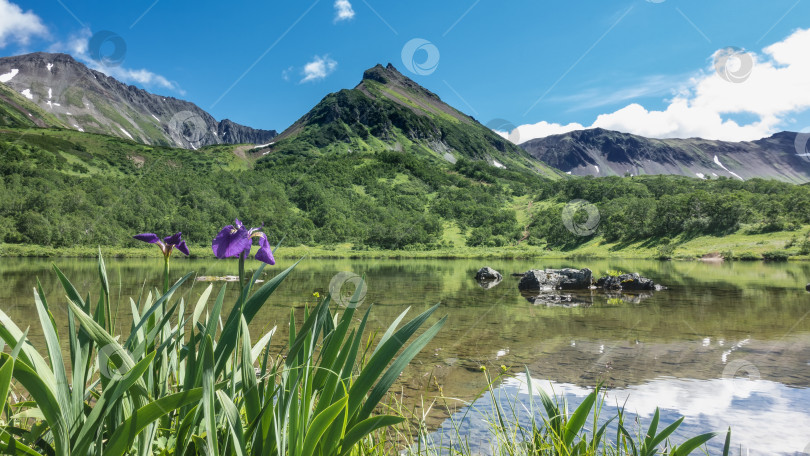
[595,273,662,291]
[517,268,592,291]
[475,267,503,289]
[475,267,502,281]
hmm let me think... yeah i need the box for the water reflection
[428,374,810,455]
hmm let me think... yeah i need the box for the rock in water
[475,267,503,289]
[475,267,502,281]
[595,273,659,291]
[517,268,592,291]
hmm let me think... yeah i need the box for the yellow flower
[500,365,508,373]
[313,292,320,298]
[479,365,486,372]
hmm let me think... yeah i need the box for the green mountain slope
[0,127,552,249]
[265,63,561,178]
[0,82,66,128]
[3,127,810,258]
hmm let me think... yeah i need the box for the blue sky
[2,0,810,141]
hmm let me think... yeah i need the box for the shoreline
[1,227,807,261]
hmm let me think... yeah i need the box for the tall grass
[0,251,445,455]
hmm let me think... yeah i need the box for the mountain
[520,128,810,183]
[263,63,560,177]
[0,52,276,149]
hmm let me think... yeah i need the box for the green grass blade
[216,390,247,456]
[348,303,440,418]
[0,432,41,456]
[301,396,348,456]
[202,335,219,456]
[563,388,597,447]
[72,352,156,455]
[33,287,72,433]
[123,271,195,347]
[215,259,300,375]
[65,299,137,374]
[671,432,718,456]
[340,415,404,456]
[641,408,661,455]
[647,416,685,452]
[358,315,447,422]
[11,358,69,456]
[0,308,55,392]
[192,284,214,329]
[104,388,205,456]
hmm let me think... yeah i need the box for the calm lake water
[1,257,809,454]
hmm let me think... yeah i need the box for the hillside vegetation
[2,127,810,259]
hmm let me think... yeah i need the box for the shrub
[762,250,790,262]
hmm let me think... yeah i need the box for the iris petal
[254,233,276,265]
[212,225,251,259]
[164,232,183,246]
[176,240,190,256]
[133,233,160,244]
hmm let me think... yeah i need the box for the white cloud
[300,55,337,83]
[513,121,585,142]
[0,0,48,48]
[52,29,184,94]
[333,0,355,22]
[509,27,810,143]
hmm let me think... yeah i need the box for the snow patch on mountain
[0,69,19,82]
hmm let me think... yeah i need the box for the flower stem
[163,256,170,296]
[238,251,246,293]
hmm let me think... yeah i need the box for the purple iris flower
[133,232,190,258]
[211,219,275,265]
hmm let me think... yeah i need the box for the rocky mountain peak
[0,52,276,149]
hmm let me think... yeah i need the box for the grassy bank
[2,226,808,260]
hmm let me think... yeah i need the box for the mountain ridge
[0,52,276,148]
[519,127,810,183]
[266,63,561,178]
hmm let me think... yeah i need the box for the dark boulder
[518,268,592,291]
[475,267,502,282]
[595,273,660,291]
[806,284,810,292]
[475,267,503,289]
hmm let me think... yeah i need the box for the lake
[1,256,809,454]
